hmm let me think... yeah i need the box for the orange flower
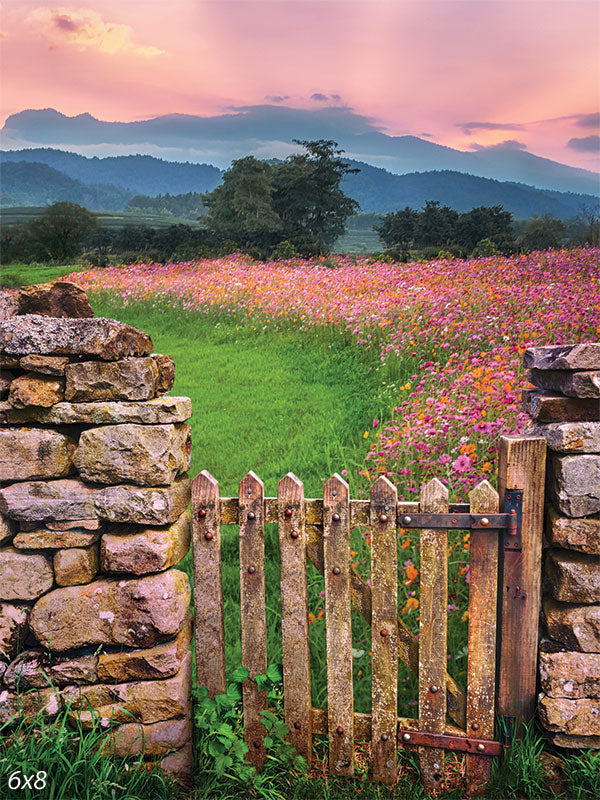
[460,443,476,455]
[317,610,324,620]
[308,613,316,625]
[400,536,411,549]
[481,461,491,472]
[402,597,419,614]
[405,564,419,584]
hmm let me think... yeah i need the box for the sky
[0,0,599,171]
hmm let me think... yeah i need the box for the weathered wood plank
[370,476,398,782]
[419,478,449,791]
[497,436,546,735]
[466,480,500,797]
[310,707,466,740]
[305,523,466,728]
[278,473,312,764]
[323,474,354,776]
[192,470,225,697]
[239,471,267,770]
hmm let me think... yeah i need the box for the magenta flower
[452,455,472,473]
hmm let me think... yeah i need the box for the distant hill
[3,107,599,195]
[0,149,597,220]
[0,161,133,210]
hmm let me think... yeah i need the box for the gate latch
[503,490,523,552]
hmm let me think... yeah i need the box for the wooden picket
[191,434,545,795]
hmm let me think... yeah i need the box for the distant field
[333,227,381,253]
[0,206,203,229]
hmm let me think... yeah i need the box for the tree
[201,156,282,251]
[518,214,565,251]
[414,200,458,247]
[272,139,359,255]
[28,201,98,262]
[375,207,419,253]
[454,205,514,253]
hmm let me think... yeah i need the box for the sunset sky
[1,0,598,171]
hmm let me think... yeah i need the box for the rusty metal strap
[397,513,509,530]
[397,729,503,757]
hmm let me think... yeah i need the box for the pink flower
[373,418,379,428]
[452,455,472,473]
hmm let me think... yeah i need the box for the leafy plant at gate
[562,750,600,800]
[193,664,308,798]
[488,720,551,799]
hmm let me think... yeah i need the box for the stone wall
[523,343,600,750]
[0,282,193,781]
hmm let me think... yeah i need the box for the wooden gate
[191,435,545,796]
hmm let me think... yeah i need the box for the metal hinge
[397,728,503,757]
[503,490,523,551]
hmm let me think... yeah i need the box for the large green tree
[375,206,419,253]
[28,201,99,262]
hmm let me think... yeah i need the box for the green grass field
[0,207,203,229]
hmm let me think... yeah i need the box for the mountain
[0,161,133,210]
[1,151,596,219]
[2,107,598,196]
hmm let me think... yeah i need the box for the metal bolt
[477,743,485,752]
[452,517,457,524]
[403,515,412,525]
[198,508,207,518]
[285,508,293,518]
[380,628,388,637]
[379,513,388,523]
[291,530,299,540]
[247,488,252,495]
[332,490,337,497]
[402,733,411,742]
[384,504,389,511]
[253,741,260,749]
[471,722,480,731]
[332,513,340,522]
[336,726,344,736]
[433,763,440,771]
[381,734,388,742]
[248,511,255,521]
[430,685,439,693]
[248,566,256,574]
[481,517,490,527]
[293,721,301,730]
[332,566,341,575]
[204,531,214,541]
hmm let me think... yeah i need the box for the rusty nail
[471,722,480,731]
[402,733,411,742]
[403,515,412,525]
[198,508,207,518]
[204,531,214,541]
[381,734,388,742]
[332,566,341,575]
[248,511,255,520]
[380,628,388,637]
[332,513,340,522]
[285,507,292,517]
[477,743,485,752]
[452,517,457,523]
[379,513,388,523]
[481,517,490,527]
[433,763,441,771]
[430,685,439,693]
[294,721,301,730]
[253,741,260,749]
[291,530,299,540]
[332,490,337,496]
[248,566,256,574]
[336,726,344,736]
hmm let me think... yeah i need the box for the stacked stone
[0,282,194,781]
[522,343,600,750]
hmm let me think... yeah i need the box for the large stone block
[538,695,600,735]
[14,527,101,549]
[20,355,70,376]
[548,732,600,749]
[104,716,192,757]
[0,511,15,546]
[4,396,192,426]
[94,475,191,524]
[543,598,600,652]
[0,476,191,525]
[547,507,600,555]
[64,650,191,728]
[152,354,175,395]
[18,281,94,319]
[160,741,192,785]
[552,455,600,517]
[0,428,76,482]
[75,424,191,486]
[0,548,53,601]
[9,373,64,408]
[54,545,99,586]
[0,686,61,724]
[4,649,98,688]
[0,370,12,399]
[524,344,600,371]
[528,368,600,399]
[545,550,600,603]
[0,292,20,321]
[47,518,102,531]
[65,358,158,402]
[0,315,152,360]
[31,569,190,652]
[97,613,192,682]
[530,421,600,454]
[0,603,29,662]
[101,511,190,575]
[539,651,600,698]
